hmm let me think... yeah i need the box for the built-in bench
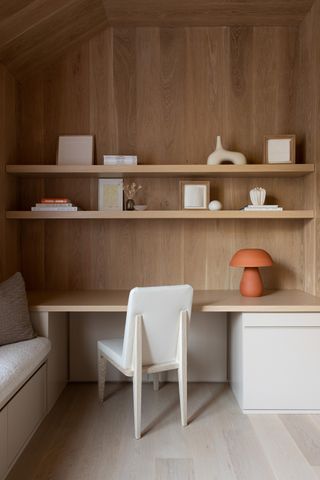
[0,337,51,480]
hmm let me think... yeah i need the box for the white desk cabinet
[230,312,320,412]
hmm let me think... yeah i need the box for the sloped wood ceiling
[0,0,315,79]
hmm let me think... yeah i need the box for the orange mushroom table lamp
[229,248,273,297]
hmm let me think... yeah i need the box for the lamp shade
[229,248,273,268]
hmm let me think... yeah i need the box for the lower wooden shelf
[6,210,314,220]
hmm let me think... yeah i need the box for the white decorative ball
[208,200,222,211]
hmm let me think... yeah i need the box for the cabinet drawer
[0,407,7,479]
[7,364,46,466]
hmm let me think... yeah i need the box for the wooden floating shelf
[6,163,315,178]
[6,210,314,220]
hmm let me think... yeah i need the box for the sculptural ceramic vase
[207,136,247,165]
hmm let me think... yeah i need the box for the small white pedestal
[230,312,320,413]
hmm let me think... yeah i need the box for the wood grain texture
[6,164,315,177]
[0,0,108,79]
[155,459,195,480]
[295,0,320,295]
[26,289,320,313]
[15,26,310,291]
[0,63,20,282]
[0,1,312,79]
[7,383,320,480]
[102,0,314,27]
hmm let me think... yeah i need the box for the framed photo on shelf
[98,179,123,211]
[179,181,210,210]
[263,135,296,164]
[57,135,94,165]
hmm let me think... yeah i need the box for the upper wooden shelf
[27,289,320,313]
[6,210,314,220]
[6,163,315,178]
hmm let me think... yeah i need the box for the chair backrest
[122,285,193,369]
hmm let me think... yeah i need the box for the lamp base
[240,267,264,297]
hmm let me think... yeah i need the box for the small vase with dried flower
[123,182,142,210]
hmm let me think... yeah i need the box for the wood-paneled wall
[18,26,307,291]
[296,0,320,295]
[0,63,20,281]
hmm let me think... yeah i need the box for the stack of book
[31,198,78,211]
[243,204,283,211]
[103,155,137,165]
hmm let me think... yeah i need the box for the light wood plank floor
[7,383,320,480]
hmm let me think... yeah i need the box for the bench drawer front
[7,364,46,466]
[0,407,7,479]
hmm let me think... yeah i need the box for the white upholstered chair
[97,284,193,439]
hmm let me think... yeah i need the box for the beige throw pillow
[0,272,35,346]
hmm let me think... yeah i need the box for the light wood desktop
[27,289,320,313]
[28,288,320,414]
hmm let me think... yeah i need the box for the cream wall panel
[69,312,227,382]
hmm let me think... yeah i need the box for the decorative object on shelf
[207,136,247,165]
[179,181,210,209]
[249,187,266,205]
[134,205,147,211]
[208,200,222,211]
[123,182,142,211]
[98,179,123,211]
[56,135,94,165]
[31,197,78,211]
[103,155,138,166]
[264,135,296,164]
[243,205,283,211]
[229,248,273,297]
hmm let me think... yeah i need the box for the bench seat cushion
[0,337,51,409]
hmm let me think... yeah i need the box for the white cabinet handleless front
[230,312,320,412]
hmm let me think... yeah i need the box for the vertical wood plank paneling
[226,27,253,161]
[160,28,186,165]
[296,0,320,295]
[113,28,137,155]
[136,28,164,164]
[89,28,118,163]
[185,27,226,164]
[0,63,20,282]
[16,26,306,291]
[252,27,297,162]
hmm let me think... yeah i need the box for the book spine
[32,206,78,211]
[36,203,73,208]
[244,207,283,211]
[40,198,70,204]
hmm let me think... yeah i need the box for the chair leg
[153,373,159,391]
[98,353,107,403]
[133,369,142,439]
[133,314,143,439]
[178,363,187,426]
[178,310,188,427]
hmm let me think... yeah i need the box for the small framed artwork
[57,135,94,165]
[98,179,123,211]
[179,181,210,210]
[263,135,296,164]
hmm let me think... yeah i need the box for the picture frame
[57,135,94,165]
[263,135,296,164]
[179,181,210,210]
[98,179,123,211]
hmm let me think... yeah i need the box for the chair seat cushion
[98,338,124,369]
[0,337,51,409]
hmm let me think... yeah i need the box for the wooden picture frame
[179,181,210,210]
[263,135,296,164]
[98,179,123,211]
[57,135,94,165]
